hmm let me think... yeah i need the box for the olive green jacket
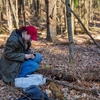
[1,30,26,83]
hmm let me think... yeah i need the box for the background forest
[0,0,100,100]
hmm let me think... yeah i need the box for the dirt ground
[0,32,100,100]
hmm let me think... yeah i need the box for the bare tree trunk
[64,0,67,33]
[0,0,2,31]
[66,0,74,62]
[71,0,74,36]
[89,0,93,26]
[47,0,57,41]
[18,0,22,17]
[79,0,81,19]
[45,0,51,41]
[28,0,32,8]
[32,0,35,15]
[33,0,38,16]
[84,0,89,30]
[56,0,62,34]
[81,0,85,24]
[35,0,40,16]
[5,0,12,32]
[39,0,42,16]
[22,0,26,26]
[6,0,9,21]
[16,0,19,28]
[8,2,12,32]
[8,0,19,28]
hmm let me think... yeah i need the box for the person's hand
[25,54,35,59]
[30,54,35,59]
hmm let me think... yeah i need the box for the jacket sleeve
[4,36,25,62]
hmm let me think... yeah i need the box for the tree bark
[46,0,57,41]
[46,77,100,95]
[66,0,74,62]
[22,0,26,26]
[89,0,93,26]
[16,0,19,28]
[37,68,77,82]
[0,0,2,31]
[8,0,19,28]
[71,0,74,36]
[18,0,23,17]
[84,0,89,30]
[7,0,12,32]
[37,68,100,82]
[45,0,52,41]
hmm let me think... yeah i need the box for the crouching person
[1,25,42,84]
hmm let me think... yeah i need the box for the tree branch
[46,77,100,95]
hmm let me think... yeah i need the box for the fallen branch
[70,9,100,49]
[37,68,77,82]
[37,68,100,82]
[46,77,100,95]
[61,0,100,48]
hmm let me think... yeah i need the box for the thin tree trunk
[28,0,32,8]
[34,0,38,16]
[84,0,89,30]
[61,0,68,34]
[6,0,12,32]
[16,0,19,28]
[32,0,35,15]
[37,0,39,16]
[0,0,2,31]
[8,4,12,32]
[8,0,19,28]
[22,0,26,26]
[57,0,62,34]
[66,0,74,62]
[81,0,85,24]
[79,0,81,19]
[64,0,67,33]
[45,0,52,41]
[39,0,42,16]
[89,0,93,26]
[18,0,22,17]
[71,0,74,36]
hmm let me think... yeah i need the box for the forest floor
[0,5,100,100]
[0,32,100,100]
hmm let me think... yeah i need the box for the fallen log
[46,77,100,95]
[37,68,100,82]
[37,68,77,82]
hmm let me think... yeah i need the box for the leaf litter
[0,35,100,100]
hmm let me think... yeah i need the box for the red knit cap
[25,25,37,41]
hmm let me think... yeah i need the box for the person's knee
[32,62,39,71]
[18,62,39,77]
[33,53,42,64]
